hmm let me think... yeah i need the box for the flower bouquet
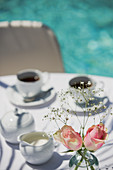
[44,80,112,169]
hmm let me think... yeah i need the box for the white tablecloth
[0,73,113,170]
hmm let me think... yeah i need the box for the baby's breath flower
[92,90,95,93]
[99,101,103,105]
[66,117,69,121]
[103,105,107,109]
[89,97,94,101]
[43,83,112,139]
[88,113,92,116]
[95,106,98,110]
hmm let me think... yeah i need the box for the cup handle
[95,81,104,93]
[42,72,50,85]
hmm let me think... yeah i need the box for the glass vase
[69,149,99,170]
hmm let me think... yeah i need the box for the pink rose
[84,123,108,151]
[53,125,82,151]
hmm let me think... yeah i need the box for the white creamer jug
[18,131,54,165]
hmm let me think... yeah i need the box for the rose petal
[84,123,108,151]
[54,125,82,151]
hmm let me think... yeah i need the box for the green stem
[68,101,82,127]
[74,154,83,170]
[78,149,95,170]
[54,119,60,129]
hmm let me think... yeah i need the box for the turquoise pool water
[0,0,113,77]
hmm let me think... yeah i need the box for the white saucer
[6,85,56,107]
[63,94,109,113]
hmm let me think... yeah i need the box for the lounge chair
[0,21,64,75]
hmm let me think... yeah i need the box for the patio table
[0,73,113,170]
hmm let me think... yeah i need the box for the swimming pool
[0,0,113,77]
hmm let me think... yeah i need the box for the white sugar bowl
[18,131,54,165]
[0,108,35,144]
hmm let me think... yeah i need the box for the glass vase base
[69,150,99,170]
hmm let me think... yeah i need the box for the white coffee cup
[69,76,104,103]
[16,69,49,98]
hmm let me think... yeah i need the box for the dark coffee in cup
[17,72,40,83]
[16,69,49,98]
[69,76,92,89]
